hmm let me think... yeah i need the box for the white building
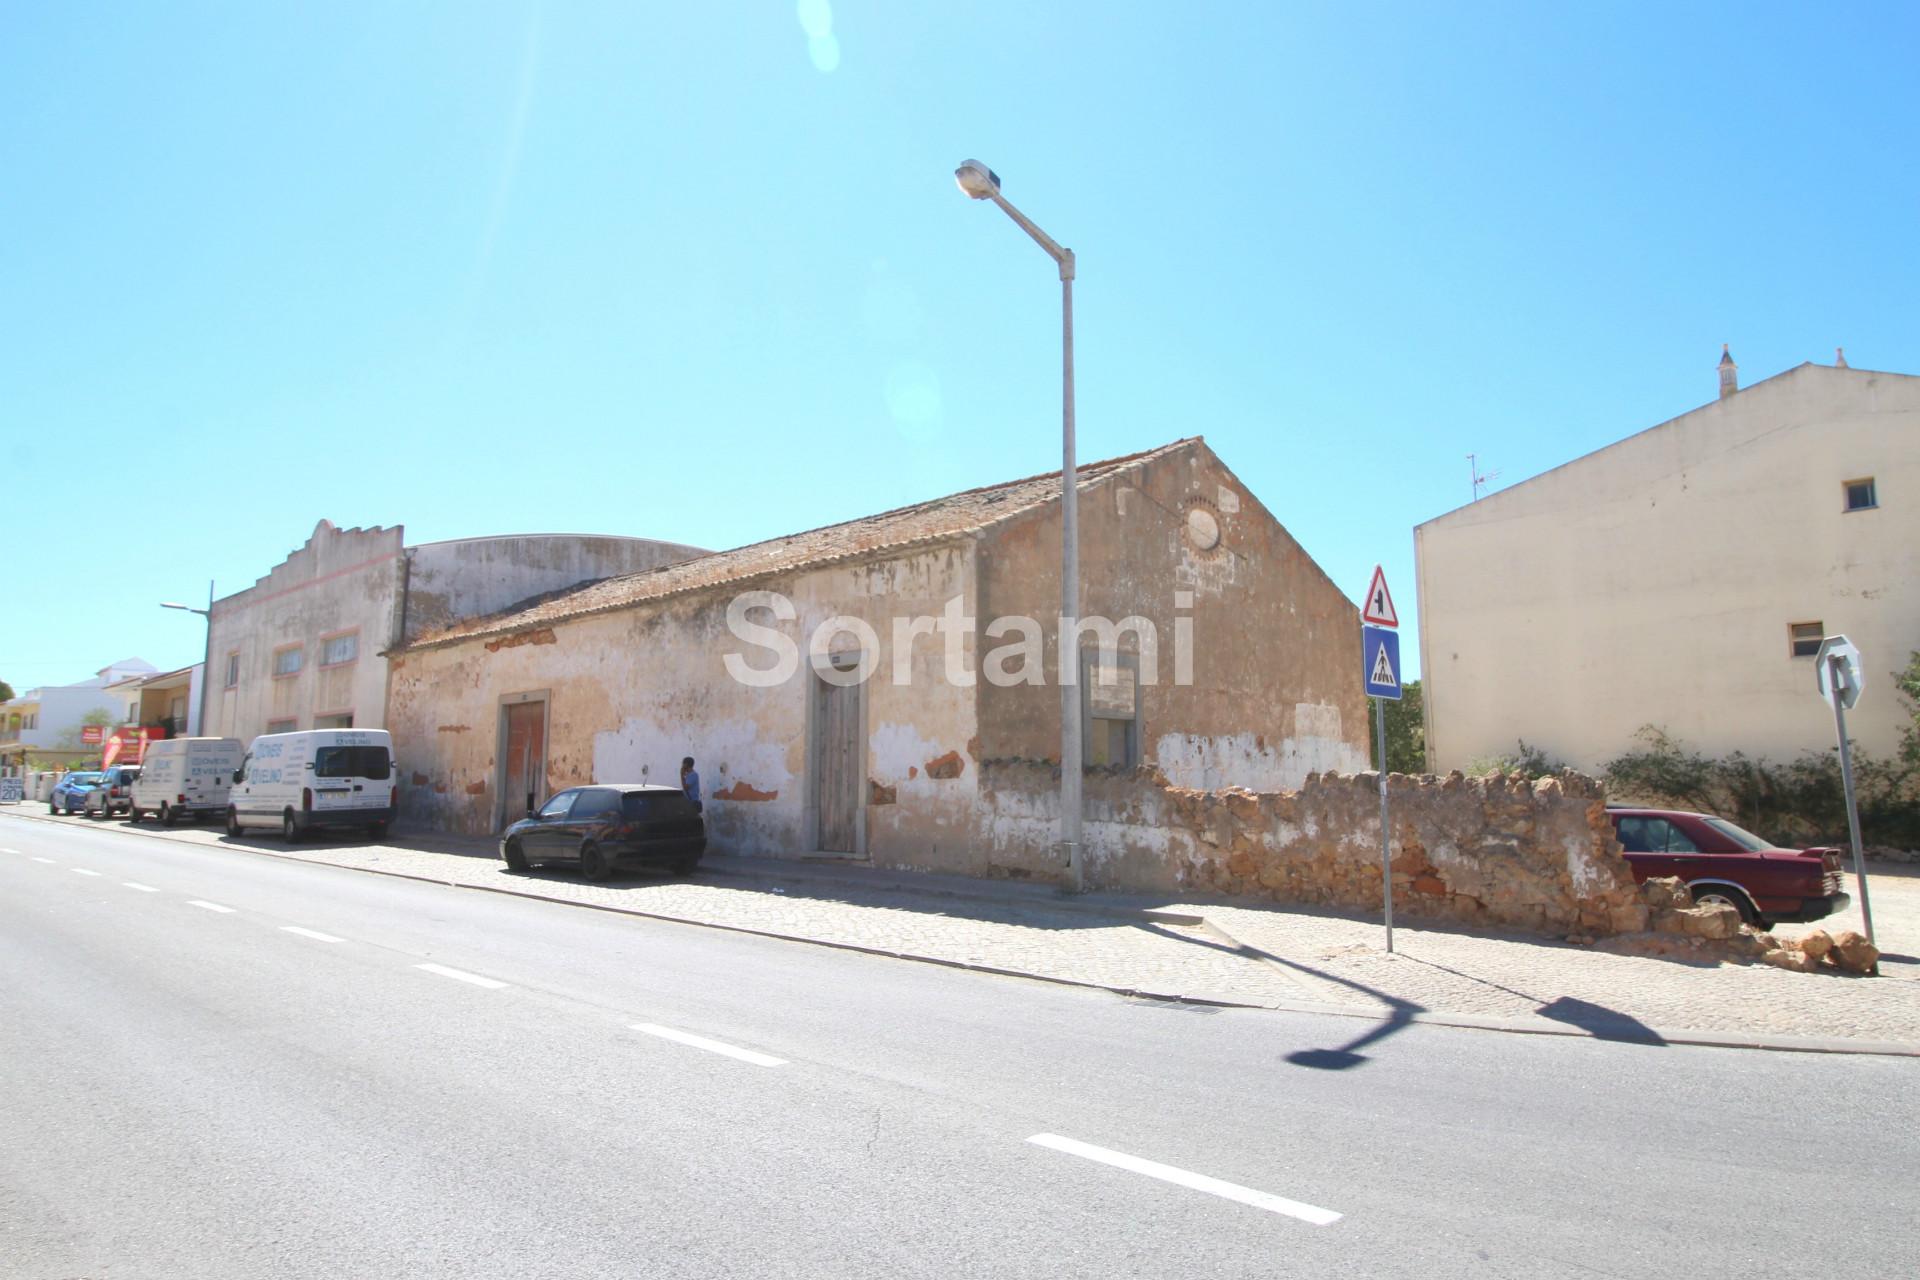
[1416,351,1919,774]
[1,658,161,768]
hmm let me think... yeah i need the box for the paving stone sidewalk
[8,809,1917,1050]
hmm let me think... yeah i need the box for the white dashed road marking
[281,926,344,943]
[123,882,160,892]
[629,1023,787,1067]
[188,900,237,914]
[32,857,55,864]
[415,963,509,990]
[72,868,103,877]
[1026,1133,1342,1226]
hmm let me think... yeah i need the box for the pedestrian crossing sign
[1363,625,1401,700]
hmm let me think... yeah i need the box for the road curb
[8,808,1917,1058]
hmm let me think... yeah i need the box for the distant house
[203,520,706,742]
[388,438,1369,884]
[0,658,160,769]
[101,662,204,746]
[1416,351,1919,774]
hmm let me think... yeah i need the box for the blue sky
[3,1,1915,693]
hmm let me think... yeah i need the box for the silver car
[82,765,142,818]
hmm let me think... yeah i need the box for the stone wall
[980,763,1649,936]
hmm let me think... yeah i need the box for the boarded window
[319,634,358,666]
[1083,652,1140,768]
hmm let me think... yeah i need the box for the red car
[1607,806,1850,928]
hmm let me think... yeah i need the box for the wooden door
[501,700,547,830]
[813,668,860,853]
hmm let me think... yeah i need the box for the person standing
[680,756,702,812]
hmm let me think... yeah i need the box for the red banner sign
[80,725,106,745]
[102,726,167,767]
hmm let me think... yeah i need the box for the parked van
[227,729,397,842]
[130,737,244,826]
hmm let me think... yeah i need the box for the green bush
[1603,725,1920,851]
[1464,739,1566,782]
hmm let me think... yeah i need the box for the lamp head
[954,159,1000,200]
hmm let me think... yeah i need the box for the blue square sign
[1363,625,1401,701]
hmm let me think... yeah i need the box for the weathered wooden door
[500,699,547,830]
[813,666,861,853]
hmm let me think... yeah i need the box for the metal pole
[1376,696,1393,952]
[1829,656,1875,951]
[1059,259,1082,892]
[196,580,213,737]
[972,180,1082,891]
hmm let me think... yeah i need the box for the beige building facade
[206,520,704,743]
[1416,357,1920,774]
[388,439,1369,885]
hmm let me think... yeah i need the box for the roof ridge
[695,436,1198,559]
[403,437,1200,650]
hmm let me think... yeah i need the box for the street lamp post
[954,158,1082,892]
[161,581,214,738]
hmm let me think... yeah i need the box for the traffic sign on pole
[1814,634,1875,958]
[1814,636,1863,710]
[1363,625,1401,700]
[1362,565,1399,628]
[1360,603,1403,953]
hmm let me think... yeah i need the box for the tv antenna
[1468,453,1501,501]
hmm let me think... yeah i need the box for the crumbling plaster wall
[403,534,708,644]
[974,440,1368,799]
[389,543,984,866]
[981,763,1647,935]
[206,520,405,740]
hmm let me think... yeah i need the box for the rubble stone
[1681,904,1743,940]
[1830,930,1880,975]
[1763,948,1821,973]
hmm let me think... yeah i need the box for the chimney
[1718,344,1738,399]
[1835,347,1849,369]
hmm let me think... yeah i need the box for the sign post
[1814,636,1874,955]
[1361,565,1402,954]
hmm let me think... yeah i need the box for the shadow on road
[1533,996,1667,1045]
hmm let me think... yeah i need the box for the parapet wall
[980,764,1648,936]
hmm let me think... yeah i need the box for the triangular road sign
[1369,641,1398,690]
[1362,565,1398,627]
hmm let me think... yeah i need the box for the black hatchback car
[500,784,705,880]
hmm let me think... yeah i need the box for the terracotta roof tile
[404,438,1198,651]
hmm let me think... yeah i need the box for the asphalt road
[3,815,1916,1279]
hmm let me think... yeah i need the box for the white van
[227,729,397,842]
[130,737,244,826]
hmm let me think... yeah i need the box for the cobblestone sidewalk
[8,809,1917,1050]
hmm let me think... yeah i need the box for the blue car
[49,772,104,814]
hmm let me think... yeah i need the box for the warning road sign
[1362,565,1398,627]
[1363,625,1401,700]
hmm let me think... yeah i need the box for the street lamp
[161,582,214,738]
[954,158,1083,892]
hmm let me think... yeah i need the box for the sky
[3,1,1916,695]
